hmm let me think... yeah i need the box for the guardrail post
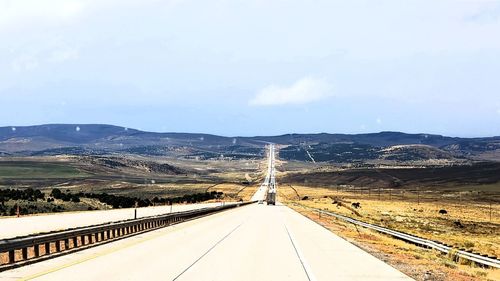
[22,247,28,260]
[88,234,93,244]
[55,240,61,252]
[34,244,40,257]
[81,235,86,245]
[45,242,51,255]
[64,239,70,250]
[73,237,78,248]
[8,250,15,264]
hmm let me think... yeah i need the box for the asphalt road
[0,202,411,281]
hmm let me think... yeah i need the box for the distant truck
[266,189,276,205]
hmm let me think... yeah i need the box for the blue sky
[1,0,500,137]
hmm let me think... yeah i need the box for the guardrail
[0,201,254,271]
[294,203,500,269]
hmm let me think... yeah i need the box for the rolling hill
[1,124,499,162]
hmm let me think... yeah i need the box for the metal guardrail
[295,204,500,269]
[0,201,255,271]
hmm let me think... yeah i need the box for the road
[0,144,412,280]
[0,203,411,280]
[0,202,230,239]
[251,144,275,202]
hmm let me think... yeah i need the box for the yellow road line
[18,225,180,281]
[17,206,245,280]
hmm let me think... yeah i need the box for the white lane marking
[284,225,318,281]
[172,223,243,281]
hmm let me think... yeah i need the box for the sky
[1,0,500,137]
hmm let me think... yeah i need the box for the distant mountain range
[1,124,499,162]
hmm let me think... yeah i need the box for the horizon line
[1,123,499,139]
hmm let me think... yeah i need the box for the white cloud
[11,54,39,72]
[10,47,79,72]
[0,0,85,31]
[250,77,332,106]
[48,48,79,63]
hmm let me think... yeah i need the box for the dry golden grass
[205,183,258,201]
[289,204,500,281]
[279,185,500,281]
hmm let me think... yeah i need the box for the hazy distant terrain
[1,124,499,163]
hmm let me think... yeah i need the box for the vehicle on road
[266,189,276,205]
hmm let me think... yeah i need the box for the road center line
[172,222,243,281]
[284,224,317,281]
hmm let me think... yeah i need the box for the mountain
[1,124,499,162]
[0,124,264,159]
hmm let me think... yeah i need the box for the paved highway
[0,144,412,280]
[0,203,411,280]
[0,202,230,239]
[251,144,275,202]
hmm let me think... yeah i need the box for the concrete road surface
[0,203,412,281]
[0,202,230,239]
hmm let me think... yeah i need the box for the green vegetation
[0,188,46,215]
[50,188,80,202]
[51,188,224,209]
[0,188,45,202]
[74,189,224,208]
[0,162,89,179]
[280,143,379,162]
[0,187,226,216]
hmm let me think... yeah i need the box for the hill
[1,124,499,162]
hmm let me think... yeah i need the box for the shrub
[51,188,62,199]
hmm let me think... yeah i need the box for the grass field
[279,184,500,280]
[0,156,261,216]
[0,162,90,179]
